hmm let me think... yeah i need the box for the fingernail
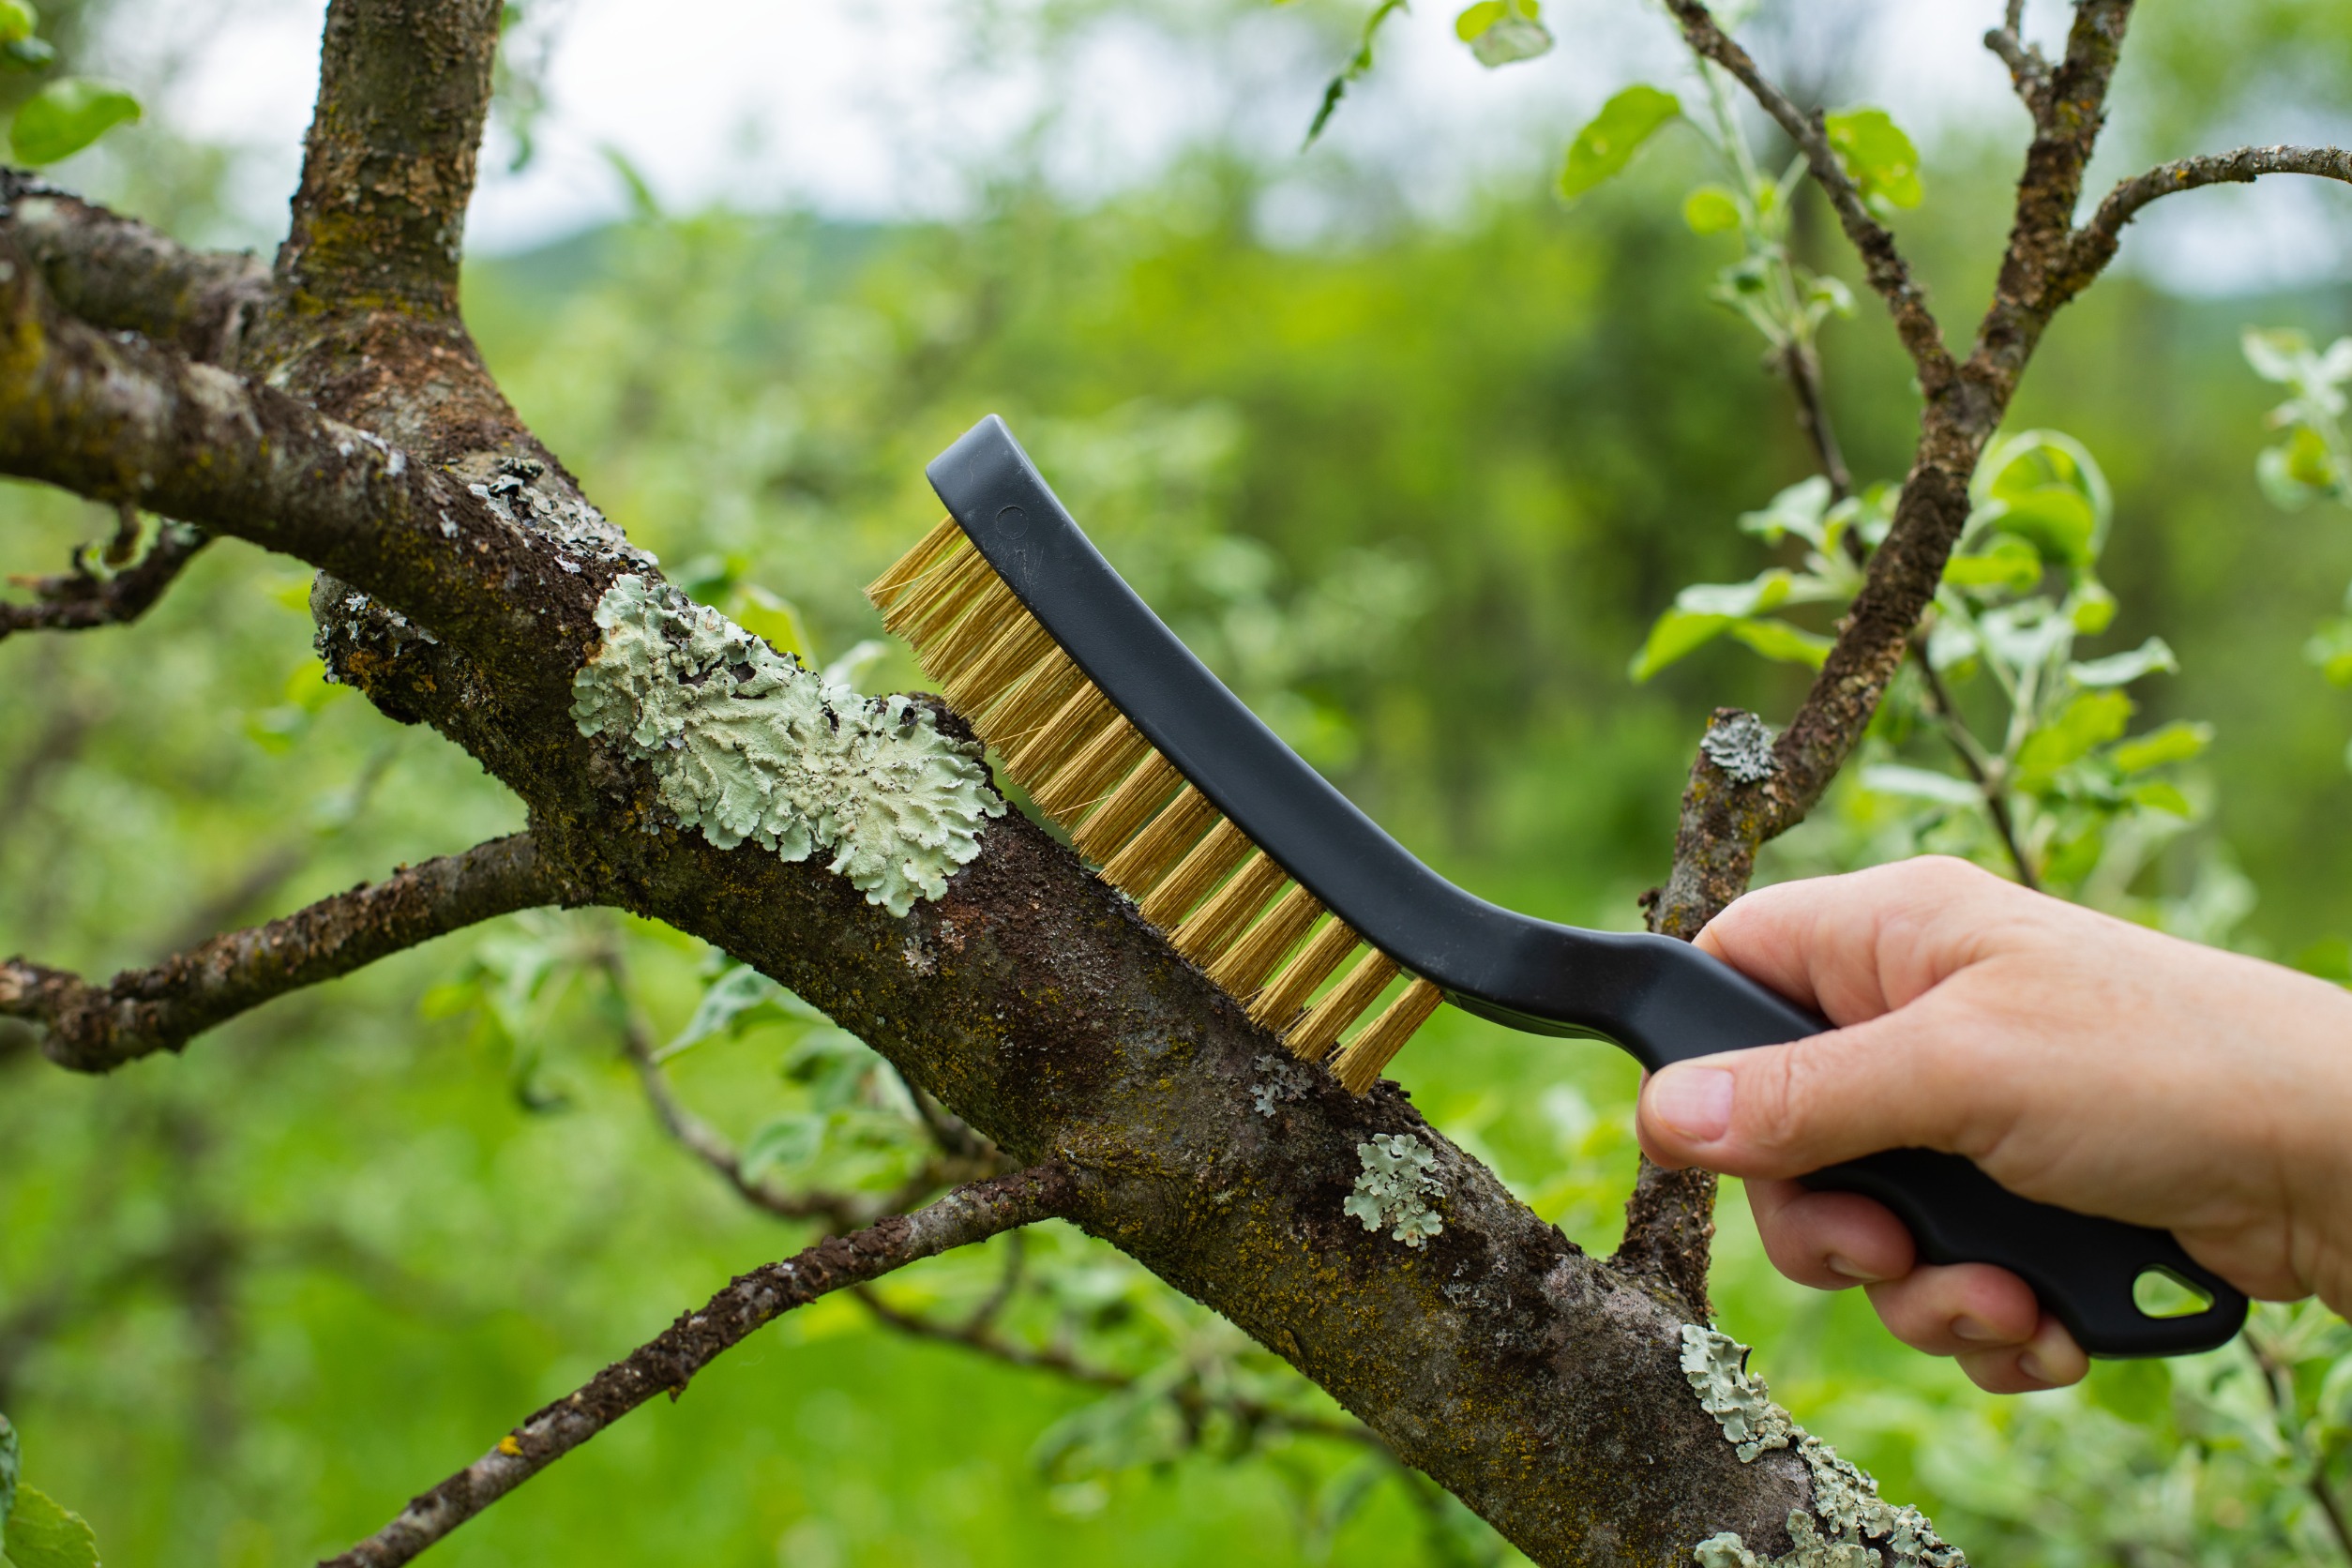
[1825,1254,1886,1284]
[1953,1316,2000,1344]
[2017,1351,2049,1384]
[1650,1067,1734,1143]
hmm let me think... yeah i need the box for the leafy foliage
[8,76,134,164]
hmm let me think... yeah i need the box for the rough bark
[2,835,572,1070]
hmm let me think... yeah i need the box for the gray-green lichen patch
[1699,711,1779,784]
[1681,1325,1964,1568]
[1345,1132,1443,1247]
[571,574,1004,917]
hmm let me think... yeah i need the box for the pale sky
[76,0,2352,294]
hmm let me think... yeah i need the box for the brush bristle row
[868,520,1447,1091]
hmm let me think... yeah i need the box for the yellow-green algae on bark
[571,574,1003,917]
[1680,1324,1965,1568]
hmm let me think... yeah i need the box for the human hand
[1634,856,2352,1393]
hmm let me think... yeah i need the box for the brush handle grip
[1635,942,2247,1358]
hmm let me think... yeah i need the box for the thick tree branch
[2064,143,2352,298]
[0,243,621,693]
[3,834,569,1071]
[1663,0,1955,395]
[0,173,273,366]
[320,1164,1075,1568]
[254,0,537,464]
[0,512,208,642]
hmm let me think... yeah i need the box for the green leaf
[2306,617,2352,686]
[1726,616,1832,668]
[2127,779,2194,817]
[2068,636,2177,688]
[738,1113,823,1181]
[4,1485,99,1568]
[1681,184,1741,235]
[1943,535,2043,592]
[1627,607,1730,682]
[731,584,812,662]
[2242,326,2314,386]
[1860,763,1983,807]
[1675,568,1794,619]
[2016,689,2133,778]
[1455,0,1552,65]
[1737,478,1832,548]
[1558,85,1681,201]
[2109,720,2211,774]
[660,963,815,1062]
[1973,430,2113,567]
[1453,0,1505,38]
[1,36,54,70]
[0,1,34,45]
[1303,0,1408,147]
[9,78,140,165]
[1823,107,1922,211]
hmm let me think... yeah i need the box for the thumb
[1636,992,2011,1180]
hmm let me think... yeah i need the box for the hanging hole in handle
[2133,1266,2216,1319]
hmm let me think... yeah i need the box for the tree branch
[614,972,1005,1231]
[0,173,273,366]
[4,834,570,1071]
[0,511,208,643]
[0,240,619,691]
[1983,3,2052,121]
[2065,143,2352,297]
[852,1280,1381,1449]
[319,1164,1075,1568]
[1663,0,1954,395]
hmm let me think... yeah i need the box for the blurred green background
[10,0,2352,1562]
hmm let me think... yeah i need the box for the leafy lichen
[1680,1324,1964,1568]
[1699,710,1779,784]
[571,574,1004,917]
[1344,1132,1444,1247]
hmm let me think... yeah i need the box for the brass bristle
[1248,917,1358,1031]
[873,530,976,634]
[1005,683,1116,782]
[867,515,963,605]
[1207,882,1323,997]
[1101,785,1217,896]
[872,515,1451,1095]
[1285,948,1400,1063]
[1138,818,1251,928]
[1072,752,1183,861]
[1170,852,1289,965]
[897,547,991,645]
[977,646,1084,752]
[1033,716,1150,821]
[945,614,1056,715]
[1331,976,1444,1093]
[916,575,1021,684]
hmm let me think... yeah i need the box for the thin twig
[2246,1326,2352,1567]
[318,1165,1073,1568]
[1778,339,1853,506]
[1910,642,2038,890]
[1662,0,1953,392]
[0,518,209,643]
[4,834,571,1071]
[608,958,1006,1230]
[851,1285,1379,1449]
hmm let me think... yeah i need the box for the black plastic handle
[927,414,2249,1358]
